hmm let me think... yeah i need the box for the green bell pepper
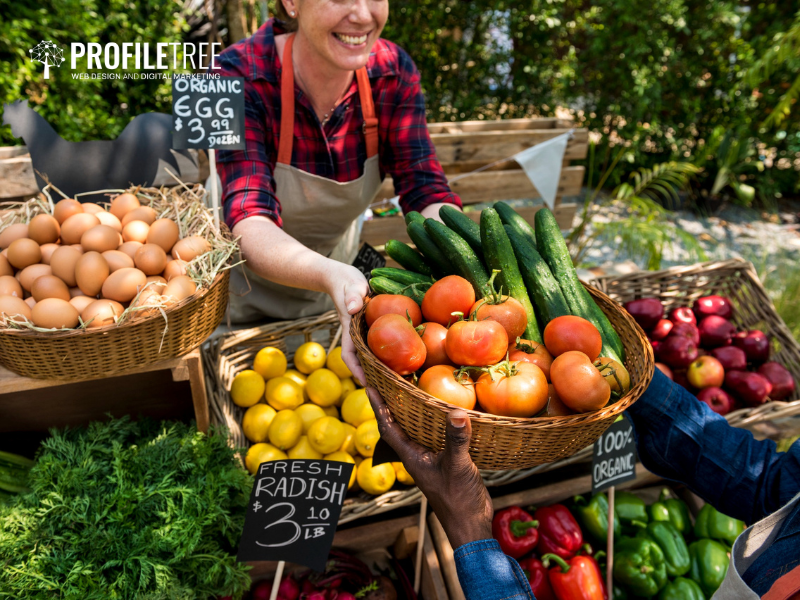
[573,494,621,544]
[658,577,706,600]
[648,488,692,537]
[613,537,668,597]
[693,504,745,546]
[616,491,649,532]
[636,520,691,577]
[688,538,729,596]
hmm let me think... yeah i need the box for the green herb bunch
[0,417,253,600]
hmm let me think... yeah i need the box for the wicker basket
[593,258,800,426]
[352,283,655,470]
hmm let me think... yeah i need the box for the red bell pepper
[534,504,583,559]
[518,557,556,600]
[492,506,539,558]
[542,554,606,600]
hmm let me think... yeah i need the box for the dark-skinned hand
[366,387,493,549]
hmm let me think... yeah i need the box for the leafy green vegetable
[0,417,252,600]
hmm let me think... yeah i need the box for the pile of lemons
[230,341,413,495]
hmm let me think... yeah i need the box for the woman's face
[287,0,388,72]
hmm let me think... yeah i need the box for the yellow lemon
[326,346,352,379]
[339,423,358,455]
[295,403,326,433]
[253,346,287,380]
[242,403,277,443]
[341,389,375,427]
[265,377,304,411]
[268,409,303,450]
[305,368,342,407]
[354,455,364,468]
[392,462,415,485]
[284,369,307,388]
[322,406,339,418]
[324,450,357,488]
[245,443,287,474]
[357,458,396,495]
[230,370,266,408]
[307,416,346,454]
[355,419,380,457]
[338,377,356,407]
[288,436,323,460]
[294,342,327,374]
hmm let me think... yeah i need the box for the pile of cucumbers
[375,203,625,363]
[0,450,33,504]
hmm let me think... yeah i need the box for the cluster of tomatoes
[365,275,630,418]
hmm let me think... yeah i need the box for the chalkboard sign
[237,459,354,571]
[352,242,386,281]
[172,76,245,150]
[591,415,637,493]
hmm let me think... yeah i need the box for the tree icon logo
[29,40,66,79]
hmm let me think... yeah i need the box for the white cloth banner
[513,130,572,209]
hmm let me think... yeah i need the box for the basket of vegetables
[351,205,655,470]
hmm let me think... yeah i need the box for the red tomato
[367,313,427,375]
[422,275,475,326]
[419,322,451,370]
[475,361,548,417]
[445,318,509,367]
[508,338,554,381]
[545,384,574,417]
[470,295,528,341]
[365,294,422,328]
[543,315,603,361]
[419,365,476,410]
[550,351,610,413]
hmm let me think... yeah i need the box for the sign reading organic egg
[171,76,245,150]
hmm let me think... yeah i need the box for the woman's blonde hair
[273,0,299,32]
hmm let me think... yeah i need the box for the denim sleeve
[628,368,800,524]
[453,539,534,600]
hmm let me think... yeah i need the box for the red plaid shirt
[214,19,461,230]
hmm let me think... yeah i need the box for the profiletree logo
[29,40,66,79]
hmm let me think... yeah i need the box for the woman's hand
[366,387,493,549]
[325,263,370,386]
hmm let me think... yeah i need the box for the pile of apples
[624,295,795,415]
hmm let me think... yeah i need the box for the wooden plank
[432,129,588,165]
[427,117,562,134]
[185,350,210,433]
[419,522,450,600]
[428,513,466,600]
[394,525,419,560]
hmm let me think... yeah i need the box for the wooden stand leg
[185,351,210,433]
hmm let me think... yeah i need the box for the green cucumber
[424,219,490,297]
[407,221,453,278]
[385,240,432,276]
[369,276,428,305]
[494,201,537,248]
[439,205,484,261]
[534,208,625,361]
[504,225,571,327]
[480,208,541,342]
[404,211,425,226]
[371,267,432,286]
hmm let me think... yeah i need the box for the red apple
[696,387,734,415]
[710,346,747,371]
[655,362,673,379]
[658,335,699,369]
[649,319,674,341]
[651,340,662,354]
[687,355,725,389]
[693,295,734,320]
[758,362,795,401]
[698,315,736,348]
[672,369,697,393]
[732,330,770,364]
[669,306,697,326]
[624,298,664,331]
[724,370,773,406]
[670,321,700,345]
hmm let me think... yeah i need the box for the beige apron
[229,34,383,323]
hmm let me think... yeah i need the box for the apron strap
[276,33,379,165]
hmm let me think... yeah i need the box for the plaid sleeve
[378,47,461,214]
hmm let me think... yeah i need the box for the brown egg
[95,211,123,233]
[61,213,101,245]
[122,206,157,226]
[162,259,188,281]
[70,244,85,253]
[7,238,42,269]
[171,236,210,262]
[81,299,125,328]
[75,252,109,297]
[0,254,12,277]
[0,223,28,249]
[31,275,71,302]
[81,225,120,253]
[110,193,141,219]
[0,295,32,323]
[50,246,83,287]
[134,244,168,276]
[102,250,134,273]
[122,220,150,244]
[39,243,60,265]
[163,275,197,306]
[28,214,61,245]
[117,241,143,259]
[146,275,167,287]
[130,287,163,319]
[31,298,79,329]
[24,296,36,309]
[68,287,84,298]
[53,199,84,224]
[102,267,147,302]
[0,276,23,298]
[82,203,105,215]
[69,295,96,313]
[146,219,180,253]
[18,264,52,292]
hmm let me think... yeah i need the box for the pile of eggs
[0,193,211,330]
